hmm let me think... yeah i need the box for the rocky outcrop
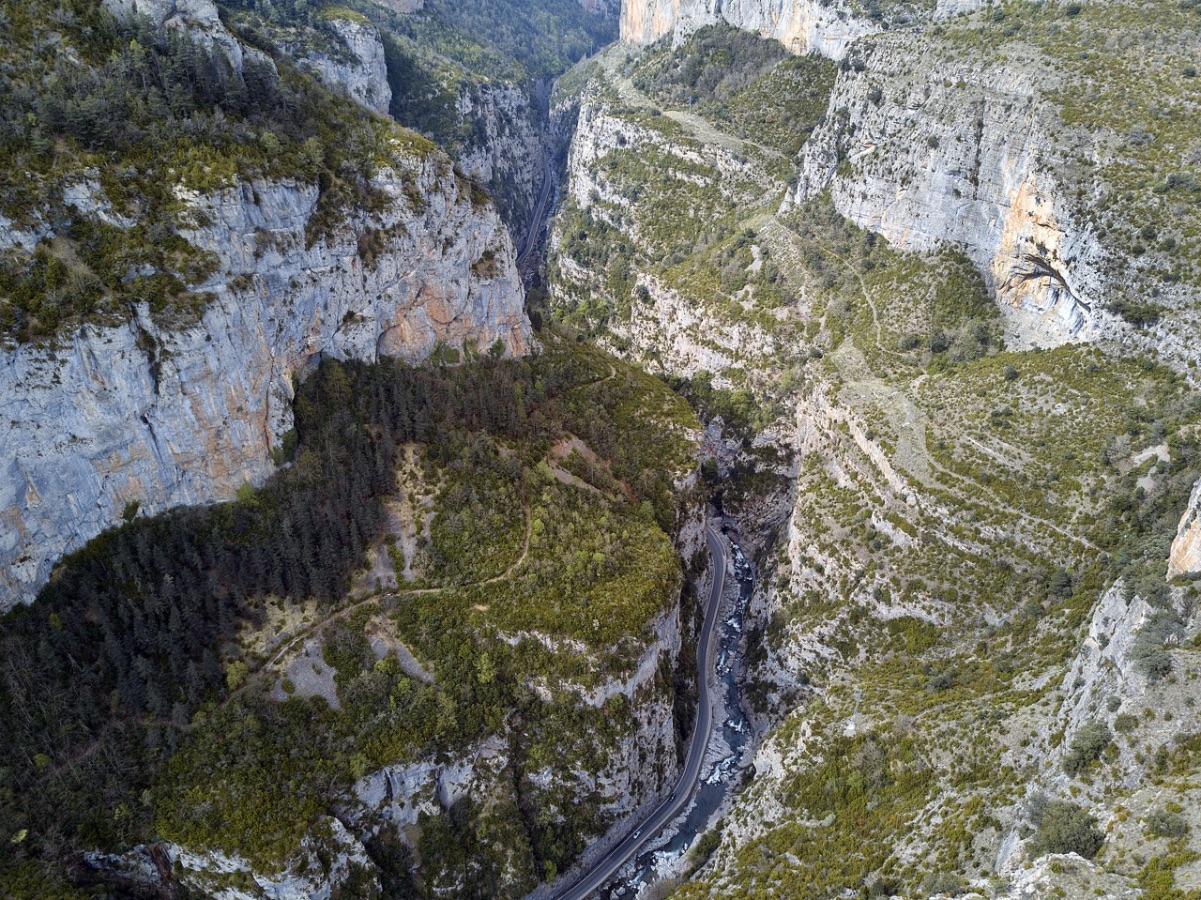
[102,0,251,72]
[319,570,693,898]
[372,0,423,11]
[992,853,1139,900]
[1169,479,1201,580]
[355,743,491,832]
[455,82,547,243]
[932,0,993,17]
[789,34,1109,348]
[619,0,879,59]
[576,604,685,816]
[107,1,391,116]
[84,818,378,899]
[1059,583,1154,743]
[0,154,531,612]
[296,14,393,115]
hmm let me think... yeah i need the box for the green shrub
[1063,721,1112,776]
[1114,712,1139,733]
[1146,808,1188,839]
[1106,298,1163,327]
[1027,801,1105,860]
[919,872,960,895]
[1132,611,1183,680]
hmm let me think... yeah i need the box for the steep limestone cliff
[785,9,1201,367]
[103,0,251,70]
[619,0,879,59]
[789,35,1110,349]
[295,13,393,115]
[454,81,547,244]
[1169,479,1201,580]
[0,156,530,612]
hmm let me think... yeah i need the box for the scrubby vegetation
[632,24,838,165]
[0,0,428,342]
[378,0,616,85]
[782,194,1001,375]
[1027,800,1105,860]
[1147,807,1190,840]
[705,724,936,898]
[551,19,1201,895]
[0,338,701,893]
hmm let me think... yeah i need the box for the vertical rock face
[789,35,1107,348]
[102,0,250,71]
[0,157,531,612]
[109,1,392,117]
[371,0,423,11]
[1169,479,1201,580]
[455,82,547,243]
[295,15,393,115]
[619,0,879,59]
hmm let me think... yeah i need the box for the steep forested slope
[0,339,704,897]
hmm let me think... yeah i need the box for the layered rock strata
[619,0,878,59]
[0,159,530,611]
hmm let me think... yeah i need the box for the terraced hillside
[549,10,1201,897]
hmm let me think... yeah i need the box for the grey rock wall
[620,0,879,59]
[455,81,547,243]
[296,15,393,115]
[788,34,1111,349]
[0,157,531,612]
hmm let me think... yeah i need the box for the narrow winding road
[517,160,555,271]
[551,525,728,900]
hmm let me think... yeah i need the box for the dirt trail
[596,50,784,162]
[244,500,534,694]
[761,216,1097,553]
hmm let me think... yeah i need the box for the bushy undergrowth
[0,0,423,342]
[0,339,699,891]
[1027,801,1105,860]
[1063,721,1112,777]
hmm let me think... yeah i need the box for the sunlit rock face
[0,160,530,612]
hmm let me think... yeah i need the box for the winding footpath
[551,525,728,900]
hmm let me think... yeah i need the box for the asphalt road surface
[550,526,729,900]
[517,159,555,270]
